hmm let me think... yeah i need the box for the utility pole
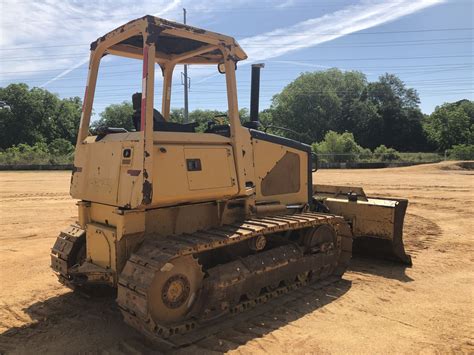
[183,8,189,123]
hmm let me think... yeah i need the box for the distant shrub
[312,131,370,163]
[47,138,75,164]
[398,152,442,163]
[0,140,74,165]
[448,144,474,160]
[373,145,401,161]
[48,138,74,156]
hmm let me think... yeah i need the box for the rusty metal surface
[261,151,300,196]
[116,212,352,346]
[352,199,412,265]
[313,185,411,265]
[51,225,116,287]
[50,225,85,280]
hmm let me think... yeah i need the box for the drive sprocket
[148,255,204,325]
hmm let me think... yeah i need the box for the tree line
[266,69,473,153]
[0,69,473,164]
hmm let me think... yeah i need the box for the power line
[6,0,472,6]
[2,66,472,86]
[1,56,472,78]
[2,61,472,75]
[2,36,472,52]
[49,77,474,89]
[1,38,472,62]
[2,62,472,85]
[57,84,472,98]
[1,38,472,61]
[88,87,474,98]
[240,41,473,48]
[1,0,471,24]
[1,27,473,51]
[246,55,474,61]
[39,77,474,89]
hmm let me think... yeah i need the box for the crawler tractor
[51,16,411,344]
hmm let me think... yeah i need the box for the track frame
[116,212,352,346]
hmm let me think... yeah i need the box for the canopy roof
[90,15,248,65]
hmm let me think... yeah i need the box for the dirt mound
[376,160,474,174]
[439,161,474,171]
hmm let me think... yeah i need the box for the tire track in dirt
[0,286,66,333]
[0,280,351,354]
[0,303,30,326]
[0,210,445,353]
[113,281,350,354]
[1,164,472,354]
[0,192,71,203]
[403,213,442,255]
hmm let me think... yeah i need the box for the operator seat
[131,92,197,133]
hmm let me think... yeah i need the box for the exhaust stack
[250,63,265,125]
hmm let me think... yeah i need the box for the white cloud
[0,0,291,84]
[0,0,182,83]
[269,60,331,69]
[276,0,297,9]
[0,0,444,87]
[191,0,444,84]
[240,0,445,62]
[37,0,182,87]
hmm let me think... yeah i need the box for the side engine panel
[71,133,144,208]
[250,130,311,206]
[152,143,239,206]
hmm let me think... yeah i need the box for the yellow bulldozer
[51,16,411,344]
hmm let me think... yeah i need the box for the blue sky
[0,0,472,118]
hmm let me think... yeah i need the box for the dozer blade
[313,184,412,266]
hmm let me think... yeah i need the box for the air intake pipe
[248,63,265,128]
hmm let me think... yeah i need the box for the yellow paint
[86,223,116,270]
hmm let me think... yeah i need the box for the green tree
[373,144,400,161]
[258,109,274,129]
[0,83,82,148]
[170,108,226,132]
[364,73,427,151]
[48,138,75,156]
[93,104,244,133]
[423,100,474,151]
[170,108,251,132]
[49,97,82,144]
[269,69,385,146]
[312,131,371,163]
[448,144,474,160]
[269,70,428,150]
[92,101,135,131]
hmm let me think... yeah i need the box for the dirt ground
[0,162,473,354]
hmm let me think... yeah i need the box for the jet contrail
[40,57,90,88]
[40,0,181,88]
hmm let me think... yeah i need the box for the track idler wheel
[248,235,266,251]
[148,255,203,325]
[301,224,337,253]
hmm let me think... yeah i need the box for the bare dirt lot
[0,162,473,354]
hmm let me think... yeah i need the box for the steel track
[116,212,353,348]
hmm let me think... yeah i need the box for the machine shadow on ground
[0,279,353,354]
[0,290,135,353]
[349,257,414,283]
